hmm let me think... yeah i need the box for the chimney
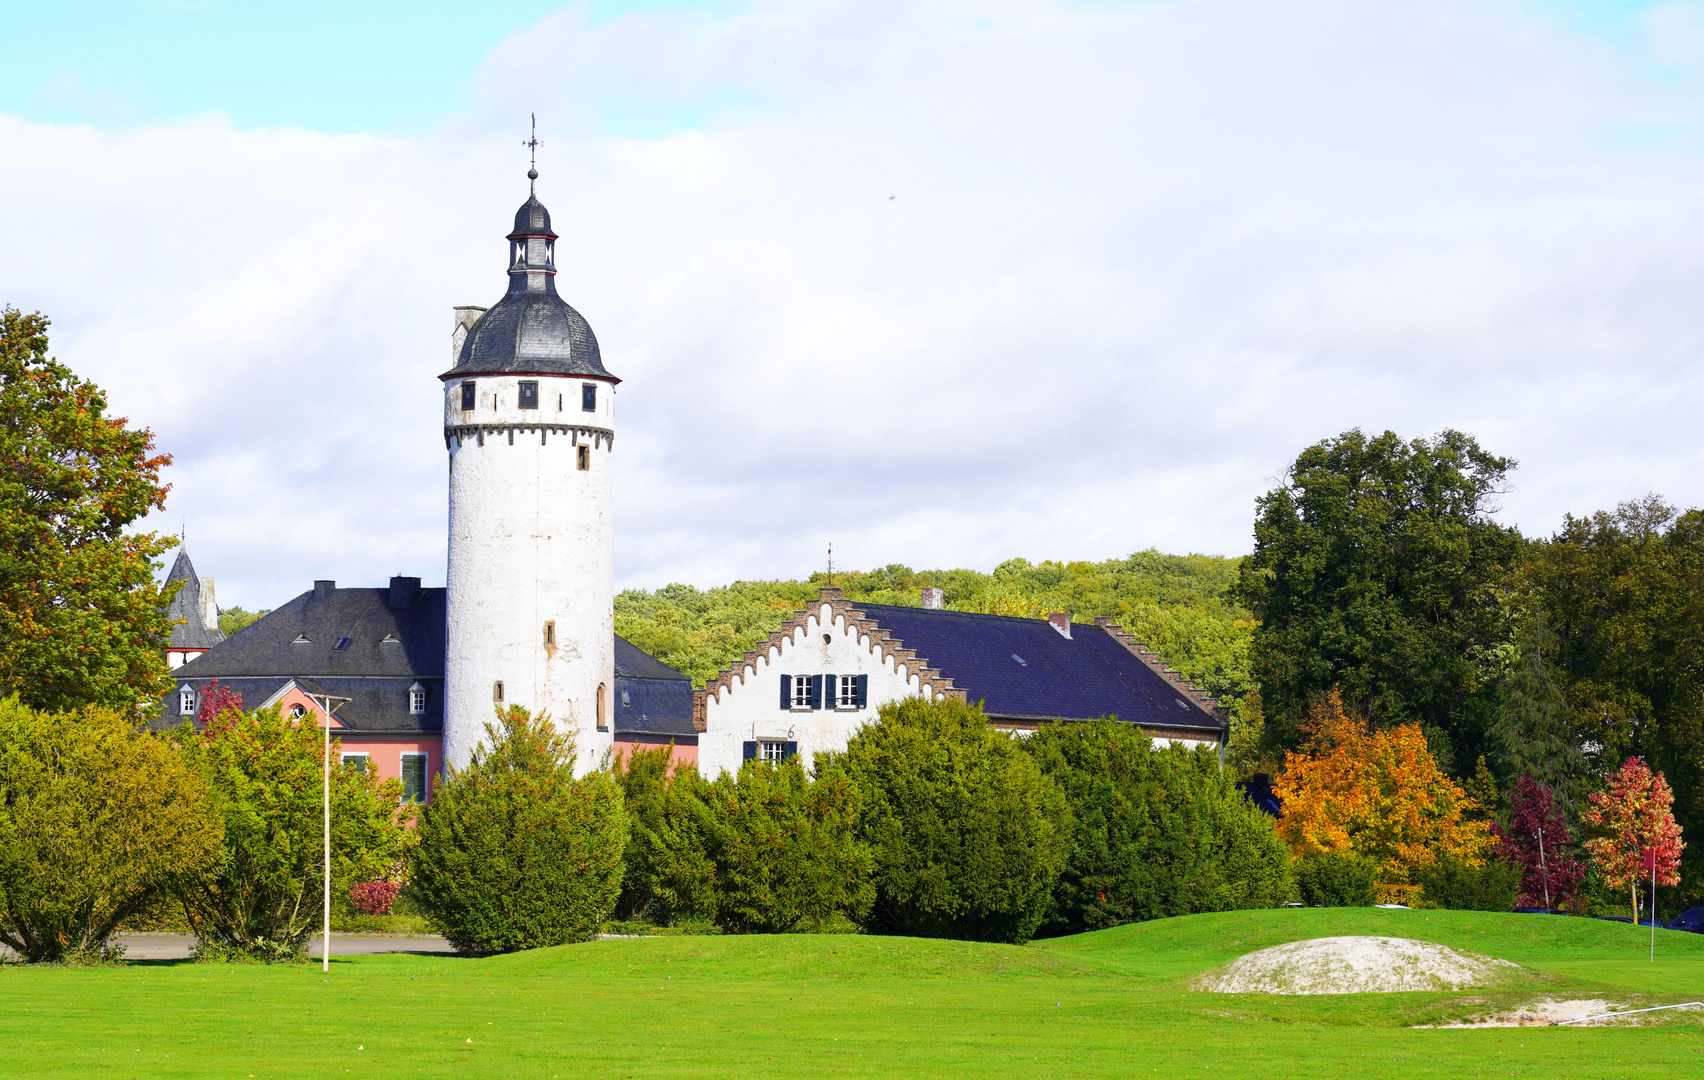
[1047,612,1072,638]
[819,586,843,601]
[451,306,488,362]
[387,576,422,609]
[313,580,335,601]
[200,578,219,631]
[920,587,944,610]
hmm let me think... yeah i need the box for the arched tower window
[596,683,608,731]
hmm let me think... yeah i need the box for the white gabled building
[693,586,1229,777]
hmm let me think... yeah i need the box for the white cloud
[4,0,1704,610]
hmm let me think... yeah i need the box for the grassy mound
[2,909,1701,1078]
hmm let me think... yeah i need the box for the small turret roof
[165,549,224,649]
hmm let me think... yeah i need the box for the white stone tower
[441,171,619,771]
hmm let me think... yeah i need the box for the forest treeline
[613,550,1256,709]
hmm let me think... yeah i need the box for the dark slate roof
[614,634,696,737]
[510,194,557,239]
[853,603,1224,734]
[177,580,445,679]
[440,191,615,382]
[160,586,693,738]
[164,549,224,649]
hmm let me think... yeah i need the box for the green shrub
[829,697,1073,944]
[1414,855,1522,911]
[1020,720,1291,934]
[610,745,676,922]
[0,697,220,962]
[670,757,873,934]
[409,707,626,956]
[1295,850,1379,907]
[178,705,411,962]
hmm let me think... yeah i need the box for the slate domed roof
[441,187,616,382]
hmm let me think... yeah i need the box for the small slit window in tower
[582,383,597,412]
[596,683,608,730]
[493,681,504,703]
[460,382,476,410]
[518,381,539,409]
[543,621,555,646]
[576,445,590,471]
[557,393,563,411]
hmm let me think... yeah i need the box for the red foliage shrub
[349,880,401,916]
[195,680,244,734]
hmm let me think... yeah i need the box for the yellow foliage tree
[1273,691,1491,889]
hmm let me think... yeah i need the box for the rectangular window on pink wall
[401,753,428,804]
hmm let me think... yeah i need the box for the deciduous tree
[1273,691,1492,892]
[0,696,219,962]
[0,308,177,713]
[1234,428,1522,766]
[1581,757,1684,922]
[178,701,411,961]
[1495,775,1585,910]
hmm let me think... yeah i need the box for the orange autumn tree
[1273,691,1491,892]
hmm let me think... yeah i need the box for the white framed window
[400,752,428,804]
[408,683,426,715]
[760,740,788,763]
[838,675,855,707]
[794,677,813,708]
[179,686,196,714]
[341,753,370,774]
[289,703,307,720]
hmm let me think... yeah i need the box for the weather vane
[827,542,834,582]
[523,113,541,193]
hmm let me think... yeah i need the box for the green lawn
[4,908,1702,1078]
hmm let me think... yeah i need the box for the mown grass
[3,908,1701,1078]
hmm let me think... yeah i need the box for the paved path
[113,933,455,961]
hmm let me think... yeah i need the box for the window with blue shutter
[808,675,822,709]
[779,675,792,710]
[856,674,868,708]
[743,741,758,761]
[783,740,798,760]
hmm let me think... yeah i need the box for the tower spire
[523,113,541,195]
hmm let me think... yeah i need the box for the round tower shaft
[440,182,620,772]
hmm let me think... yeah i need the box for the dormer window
[460,381,476,411]
[581,383,597,412]
[179,685,196,714]
[518,381,539,409]
[292,634,311,644]
[409,682,426,715]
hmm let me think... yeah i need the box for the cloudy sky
[4,0,1704,610]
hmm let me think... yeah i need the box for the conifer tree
[1490,614,1584,813]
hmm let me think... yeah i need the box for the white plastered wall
[442,372,616,773]
[699,603,937,778]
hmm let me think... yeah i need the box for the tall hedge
[830,697,1073,944]
[0,697,221,962]
[1019,719,1291,935]
[409,707,626,955]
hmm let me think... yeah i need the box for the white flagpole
[310,695,350,974]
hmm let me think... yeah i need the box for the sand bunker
[1193,935,1520,995]
[1427,999,1704,1028]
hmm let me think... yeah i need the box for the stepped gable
[164,549,224,649]
[613,634,695,737]
[692,588,963,731]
